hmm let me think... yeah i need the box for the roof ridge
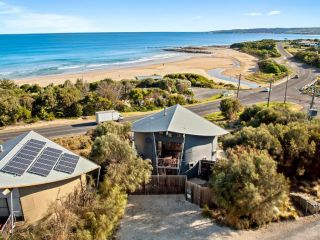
[166,104,179,132]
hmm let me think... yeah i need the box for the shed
[132,104,228,178]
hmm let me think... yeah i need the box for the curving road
[0,43,318,142]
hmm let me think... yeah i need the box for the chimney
[164,107,167,116]
[0,145,3,153]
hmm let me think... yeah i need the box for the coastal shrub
[222,125,282,158]
[164,73,233,89]
[294,51,320,67]
[231,39,281,58]
[240,105,306,127]
[222,120,320,181]
[210,147,290,229]
[258,59,288,74]
[219,98,243,120]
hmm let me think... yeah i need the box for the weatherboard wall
[19,174,85,224]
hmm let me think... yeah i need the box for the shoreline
[13,47,258,87]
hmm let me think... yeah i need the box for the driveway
[118,195,320,240]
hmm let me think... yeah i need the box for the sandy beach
[14,47,258,87]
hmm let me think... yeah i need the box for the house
[135,75,163,81]
[132,104,228,179]
[0,131,100,227]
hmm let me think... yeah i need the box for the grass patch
[205,111,225,122]
[255,101,303,112]
[245,72,288,84]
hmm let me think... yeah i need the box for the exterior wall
[134,132,155,160]
[180,135,216,174]
[19,174,85,224]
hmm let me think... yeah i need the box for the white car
[262,88,272,92]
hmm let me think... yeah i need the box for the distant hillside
[211,28,320,35]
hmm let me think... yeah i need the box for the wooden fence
[133,175,214,208]
[134,175,186,194]
[186,181,215,207]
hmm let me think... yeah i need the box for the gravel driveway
[118,195,320,240]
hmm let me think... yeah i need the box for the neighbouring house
[0,131,100,229]
[132,104,228,179]
[135,74,163,81]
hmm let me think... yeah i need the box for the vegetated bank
[14,121,153,240]
[285,39,320,68]
[231,40,289,83]
[0,74,233,127]
[203,98,320,229]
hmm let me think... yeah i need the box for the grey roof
[132,104,229,136]
[0,131,100,189]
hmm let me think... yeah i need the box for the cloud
[268,10,281,16]
[244,12,262,17]
[0,1,98,33]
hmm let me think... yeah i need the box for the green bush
[239,105,306,127]
[219,98,243,120]
[210,147,290,229]
[258,59,288,74]
[231,39,281,58]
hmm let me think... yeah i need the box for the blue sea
[0,32,319,79]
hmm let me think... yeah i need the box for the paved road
[0,44,318,142]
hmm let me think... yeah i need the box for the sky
[0,0,319,34]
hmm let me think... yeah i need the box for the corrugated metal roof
[132,104,229,136]
[0,131,100,189]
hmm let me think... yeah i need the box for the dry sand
[14,47,258,87]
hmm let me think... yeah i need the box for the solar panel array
[28,147,63,177]
[1,139,46,176]
[54,153,80,174]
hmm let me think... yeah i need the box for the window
[0,198,9,217]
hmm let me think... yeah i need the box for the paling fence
[133,175,214,207]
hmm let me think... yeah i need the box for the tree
[219,98,243,120]
[222,125,282,158]
[97,81,123,102]
[210,147,290,229]
[0,93,20,126]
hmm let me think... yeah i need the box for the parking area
[118,195,320,240]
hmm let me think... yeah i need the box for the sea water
[0,32,319,79]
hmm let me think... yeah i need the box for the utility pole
[267,81,272,107]
[284,74,289,104]
[310,85,316,109]
[236,74,241,98]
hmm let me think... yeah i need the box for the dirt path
[118,195,320,240]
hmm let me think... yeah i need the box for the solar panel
[28,147,63,177]
[1,139,46,176]
[54,153,80,174]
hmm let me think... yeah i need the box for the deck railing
[157,157,180,169]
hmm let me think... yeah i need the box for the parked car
[222,90,235,97]
[293,74,299,79]
[262,88,272,92]
[96,110,124,124]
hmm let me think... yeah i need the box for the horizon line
[1,27,320,36]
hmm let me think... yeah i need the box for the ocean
[0,32,319,80]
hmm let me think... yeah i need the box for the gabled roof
[132,104,229,136]
[0,131,100,189]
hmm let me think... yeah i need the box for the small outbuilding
[132,104,228,178]
[0,131,100,228]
